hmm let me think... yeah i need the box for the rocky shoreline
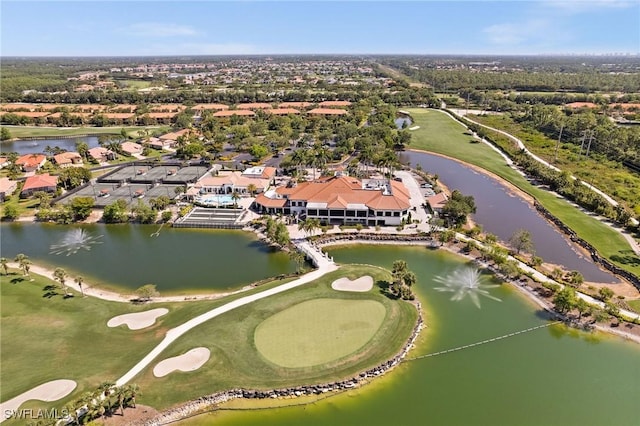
[136,303,424,426]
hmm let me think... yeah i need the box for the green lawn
[3,125,169,139]
[132,265,418,410]
[406,108,640,277]
[0,264,418,414]
[627,299,640,314]
[255,298,386,368]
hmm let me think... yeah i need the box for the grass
[405,108,640,277]
[0,264,417,414]
[627,299,640,314]
[3,125,169,139]
[133,264,418,410]
[468,113,640,215]
[118,79,153,90]
[255,298,386,368]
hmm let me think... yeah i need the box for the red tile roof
[278,102,313,109]
[212,110,256,117]
[266,108,301,115]
[319,100,352,107]
[22,173,58,192]
[16,154,46,169]
[193,103,229,110]
[308,108,348,115]
[236,103,273,110]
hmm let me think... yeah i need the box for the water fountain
[49,229,103,256]
[433,267,501,308]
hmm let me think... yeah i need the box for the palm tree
[53,267,69,294]
[0,257,8,275]
[247,183,257,197]
[14,253,30,276]
[123,384,140,408]
[75,276,86,297]
[231,190,241,208]
[289,250,305,274]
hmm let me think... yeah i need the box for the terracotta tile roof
[88,147,113,159]
[0,111,50,118]
[104,113,135,119]
[319,100,352,107]
[266,108,301,115]
[212,110,256,117]
[278,102,313,109]
[268,176,410,211]
[121,142,142,154]
[16,154,46,168]
[193,103,229,110]
[196,172,270,190]
[613,103,640,110]
[236,103,273,110]
[53,152,82,165]
[308,108,348,115]
[145,112,178,118]
[426,192,448,210]
[47,112,93,119]
[254,193,287,208]
[159,129,192,141]
[149,104,186,112]
[108,104,138,112]
[22,173,58,192]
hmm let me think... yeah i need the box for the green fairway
[0,264,417,413]
[3,125,169,139]
[406,108,640,277]
[255,298,386,368]
[133,265,417,409]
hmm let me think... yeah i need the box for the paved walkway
[115,244,337,386]
[395,170,431,233]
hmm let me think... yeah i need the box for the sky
[1,0,638,56]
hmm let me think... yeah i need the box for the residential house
[121,142,143,156]
[53,152,83,168]
[88,147,116,162]
[0,177,18,201]
[20,173,58,197]
[426,192,449,215]
[16,154,46,172]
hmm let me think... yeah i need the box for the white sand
[331,276,374,292]
[153,347,210,378]
[0,380,76,423]
[107,308,169,330]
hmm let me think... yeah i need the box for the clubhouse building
[254,175,411,226]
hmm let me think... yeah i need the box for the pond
[0,136,100,155]
[203,245,640,426]
[0,223,295,294]
[400,150,616,283]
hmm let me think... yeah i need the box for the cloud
[483,19,553,46]
[118,22,199,37]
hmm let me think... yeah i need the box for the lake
[200,244,640,426]
[0,223,295,294]
[400,150,616,283]
[0,136,100,155]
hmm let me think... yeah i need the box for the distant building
[121,142,143,156]
[88,147,116,162]
[426,192,448,215]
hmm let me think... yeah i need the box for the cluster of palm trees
[63,382,140,424]
[1,253,32,276]
[289,143,333,180]
[52,267,86,297]
[390,260,416,300]
[297,218,321,237]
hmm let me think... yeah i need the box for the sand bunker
[107,308,169,330]
[331,276,374,292]
[153,347,210,378]
[0,379,76,423]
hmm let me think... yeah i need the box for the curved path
[439,108,640,255]
[449,109,638,227]
[115,245,337,386]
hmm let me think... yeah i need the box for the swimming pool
[195,194,236,207]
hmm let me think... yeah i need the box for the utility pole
[578,130,588,159]
[585,131,594,158]
[554,124,563,163]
